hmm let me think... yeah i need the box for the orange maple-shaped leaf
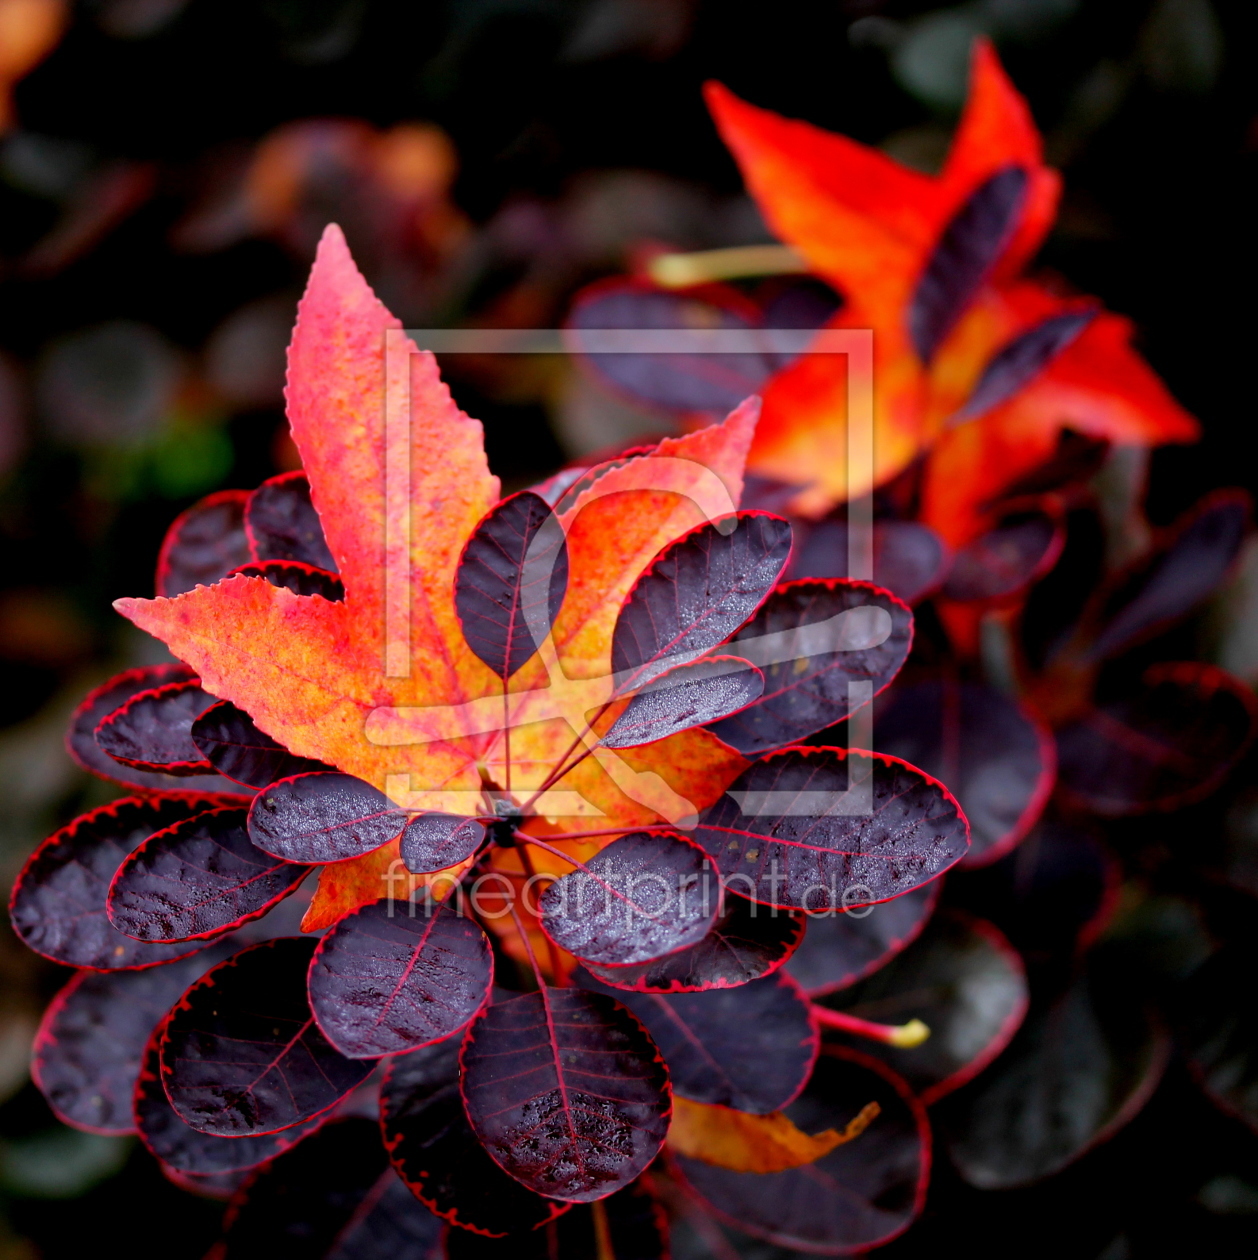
[117,226,747,928]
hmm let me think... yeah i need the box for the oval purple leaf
[788,519,950,606]
[308,899,491,1058]
[693,747,970,912]
[191,700,332,789]
[942,510,1063,603]
[156,489,252,597]
[577,969,815,1113]
[539,831,719,967]
[460,987,670,1202]
[249,771,406,863]
[95,679,219,775]
[707,579,913,755]
[229,559,345,600]
[399,812,486,875]
[160,937,375,1136]
[245,470,337,571]
[108,807,313,943]
[10,795,232,969]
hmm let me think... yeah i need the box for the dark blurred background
[0,2,1254,1256]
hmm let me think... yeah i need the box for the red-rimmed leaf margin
[459,987,671,1202]
[399,813,487,875]
[693,747,970,912]
[30,944,232,1134]
[786,879,941,998]
[94,678,219,774]
[587,893,804,994]
[244,470,338,571]
[788,519,950,607]
[874,679,1055,868]
[538,831,720,968]
[307,899,492,1058]
[379,1031,571,1237]
[156,489,252,598]
[611,512,792,693]
[707,579,913,756]
[817,910,1029,1105]
[159,937,375,1137]
[673,1046,932,1254]
[191,700,332,789]
[107,806,314,943]
[575,968,816,1114]
[10,795,237,970]
[941,509,1064,603]
[229,559,345,601]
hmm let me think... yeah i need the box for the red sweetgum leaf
[94,678,219,775]
[460,987,671,1202]
[156,489,252,598]
[191,700,333,788]
[245,470,337,571]
[230,559,345,601]
[787,519,949,606]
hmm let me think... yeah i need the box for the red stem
[812,1005,929,1048]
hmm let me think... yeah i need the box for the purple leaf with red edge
[214,1118,443,1260]
[95,679,218,775]
[674,1048,930,1252]
[248,772,407,864]
[984,429,1110,507]
[399,812,486,875]
[66,665,244,795]
[230,559,345,600]
[909,164,1028,363]
[307,899,491,1058]
[539,831,719,967]
[30,945,232,1134]
[603,656,763,749]
[942,510,1063,602]
[1055,662,1257,816]
[459,987,671,1202]
[707,579,913,755]
[107,807,313,943]
[874,679,1055,868]
[786,879,940,998]
[245,470,337,571]
[379,1033,570,1236]
[156,489,252,597]
[160,937,374,1136]
[788,519,950,605]
[818,910,1029,1104]
[612,512,792,693]
[586,893,804,993]
[576,969,815,1113]
[191,700,332,789]
[10,795,235,969]
[692,747,969,912]
[164,1166,250,1200]
[136,1031,326,1174]
[454,490,569,680]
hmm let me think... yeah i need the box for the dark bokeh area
[1,2,1255,1258]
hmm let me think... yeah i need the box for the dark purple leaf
[909,164,1028,363]
[941,510,1063,602]
[787,519,950,605]
[454,490,569,680]
[539,831,720,967]
[379,1033,570,1236]
[874,679,1055,868]
[191,700,332,789]
[66,665,243,795]
[230,559,345,601]
[160,937,375,1136]
[674,1048,930,1252]
[818,910,1028,1103]
[1055,662,1257,816]
[1085,489,1250,663]
[156,489,252,597]
[760,276,843,330]
[164,1166,251,1199]
[936,964,1170,1189]
[604,656,763,748]
[245,470,337,571]
[952,308,1097,424]
[460,987,670,1201]
[576,969,815,1113]
[983,429,1111,508]
[707,579,913,755]
[10,796,233,969]
[108,807,313,943]
[136,1031,326,1174]
[308,899,491,1057]
[399,813,486,875]
[612,512,792,693]
[248,772,406,864]
[587,893,804,993]
[94,679,218,775]
[30,946,231,1134]
[786,879,940,997]
[693,747,969,912]
[215,1118,443,1260]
